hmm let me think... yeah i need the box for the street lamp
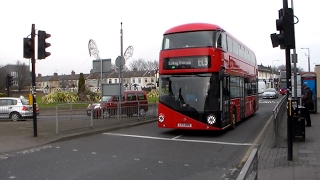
[272,60,279,88]
[301,48,310,72]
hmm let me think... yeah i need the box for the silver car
[0,97,34,121]
[262,88,279,99]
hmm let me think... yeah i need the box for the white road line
[103,133,255,146]
[172,135,183,139]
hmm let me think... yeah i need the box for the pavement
[1,100,320,180]
[258,98,320,180]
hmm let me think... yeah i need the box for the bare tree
[128,59,158,71]
[128,58,148,71]
[146,60,158,71]
[15,61,30,92]
[111,62,129,72]
[111,63,117,70]
[277,64,304,73]
[122,65,129,71]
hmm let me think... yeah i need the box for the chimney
[71,70,75,75]
[38,73,42,77]
[133,68,137,72]
[90,69,93,74]
[54,72,58,76]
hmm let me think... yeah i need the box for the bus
[157,23,258,131]
[279,70,287,95]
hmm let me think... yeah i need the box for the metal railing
[237,95,288,179]
[236,148,258,180]
[272,95,288,147]
[55,101,158,134]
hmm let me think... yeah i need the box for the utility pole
[270,0,296,161]
[118,22,124,119]
[291,0,298,99]
[31,24,37,137]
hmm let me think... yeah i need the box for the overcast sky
[1,0,319,76]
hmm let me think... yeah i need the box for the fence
[237,95,288,179]
[272,95,288,147]
[54,101,158,134]
[236,148,258,180]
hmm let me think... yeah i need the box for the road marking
[238,115,273,168]
[258,100,278,104]
[172,135,183,139]
[103,133,256,146]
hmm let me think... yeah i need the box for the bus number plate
[177,123,192,127]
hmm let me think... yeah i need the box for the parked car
[0,97,36,121]
[262,88,279,99]
[20,96,39,115]
[87,90,149,118]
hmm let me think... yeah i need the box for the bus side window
[227,36,233,52]
[217,33,222,48]
[221,33,227,51]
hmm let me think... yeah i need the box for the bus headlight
[159,113,165,122]
[207,114,216,125]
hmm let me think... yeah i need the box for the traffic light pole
[31,24,38,137]
[7,84,9,97]
[286,47,293,161]
[282,0,293,161]
[6,75,10,97]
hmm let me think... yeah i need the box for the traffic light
[23,38,33,58]
[38,30,51,59]
[6,74,14,87]
[270,8,295,49]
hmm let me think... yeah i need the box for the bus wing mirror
[219,66,225,80]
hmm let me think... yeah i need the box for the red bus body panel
[158,103,222,130]
[158,23,258,130]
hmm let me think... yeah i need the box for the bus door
[221,75,230,127]
[240,77,245,119]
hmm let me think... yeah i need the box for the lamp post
[301,48,310,72]
[272,60,279,88]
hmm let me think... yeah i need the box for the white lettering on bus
[197,58,208,67]
[168,60,192,66]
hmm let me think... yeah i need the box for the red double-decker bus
[157,23,258,130]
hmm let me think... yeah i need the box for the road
[0,97,280,180]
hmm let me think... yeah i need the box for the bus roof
[163,23,255,55]
[164,23,222,34]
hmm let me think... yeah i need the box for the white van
[258,81,266,94]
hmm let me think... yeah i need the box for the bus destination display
[163,56,210,70]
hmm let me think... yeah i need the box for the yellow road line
[237,115,273,168]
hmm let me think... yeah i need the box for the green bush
[41,91,78,103]
[0,93,7,97]
[147,89,159,99]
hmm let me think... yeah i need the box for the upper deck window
[162,31,216,50]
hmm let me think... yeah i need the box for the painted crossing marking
[258,100,279,104]
[103,133,256,146]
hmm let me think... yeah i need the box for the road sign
[92,59,112,73]
[115,56,125,68]
[102,83,124,96]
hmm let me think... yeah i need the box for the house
[33,68,159,93]
[2,61,284,94]
[35,71,90,93]
[257,64,279,89]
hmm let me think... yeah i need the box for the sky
[1,0,319,76]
